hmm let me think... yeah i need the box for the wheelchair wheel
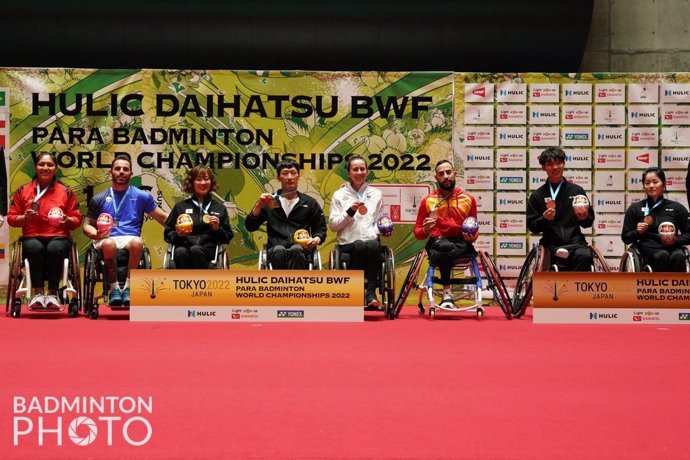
[590,245,610,272]
[619,248,642,272]
[88,305,99,320]
[69,242,82,314]
[82,248,97,315]
[512,245,545,318]
[383,246,396,320]
[478,251,512,319]
[6,241,22,315]
[11,298,21,318]
[393,250,426,317]
[68,299,79,318]
[683,247,690,273]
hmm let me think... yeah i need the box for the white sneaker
[29,294,45,309]
[44,295,61,309]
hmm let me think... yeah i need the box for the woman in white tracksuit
[328,155,384,308]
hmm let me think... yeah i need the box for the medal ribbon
[192,198,211,216]
[109,186,131,221]
[34,181,52,203]
[549,181,563,202]
[643,197,663,216]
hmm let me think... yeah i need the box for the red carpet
[1,306,689,459]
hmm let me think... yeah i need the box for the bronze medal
[31,202,40,212]
[546,200,556,210]
[643,215,653,225]
[358,205,368,215]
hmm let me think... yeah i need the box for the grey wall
[581,0,690,72]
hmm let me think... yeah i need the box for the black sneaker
[366,292,381,309]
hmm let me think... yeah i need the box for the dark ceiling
[4,0,594,71]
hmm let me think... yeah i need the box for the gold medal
[202,214,211,224]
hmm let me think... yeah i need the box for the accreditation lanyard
[642,197,664,216]
[109,186,130,225]
[549,181,563,202]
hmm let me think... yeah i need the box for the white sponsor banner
[131,306,363,322]
[592,235,625,258]
[529,126,560,147]
[595,83,626,103]
[562,105,592,125]
[463,126,494,146]
[496,191,527,212]
[595,170,626,191]
[626,193,645,208]
[529,104,560,125]
[628,83,659,103]
[377,184,433,223]
[462,147,495,168]
[464,104,495,125]
[664,172,688,191]
[562,127,592,147]
[465,83,495,102]
[474,234,493,254]
[496,213,526,234]
[497,105,527,124]
[661,83,690,103]
[529,83,559,103]
[463,169,494,190]
[661,104,690,125]
[594,104,626,125]
[628,127,659,147]
[496,235,527,256]
[533,309,690,325]
[562,83,593,103]
[661,126,690,147]
[496,148,527,168]
[595,213,624,235]
[496,126,527,146]
[477,212,495,235]
[529,148,543,169]
[565,149,592,169]
[628,105,659,125]
[496,170,527,190]
[568,171,592,191]
[496,257,526,278]
[595,127,626,147]
[661,149,690,168]
[529,169,547,190]
[669,192,689,209]
[626,149,658,169]
[496,82,527,102]
[474,191,495,212]
[594,149,626,168]
[592,192,626,213]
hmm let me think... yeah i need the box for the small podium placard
[533,272,690,324]
[129,269,364,322]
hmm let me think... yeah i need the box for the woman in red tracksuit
[8,152,82,309]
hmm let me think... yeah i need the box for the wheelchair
[82,243,152,319]
[393,249,512,320]
[619,244,690,273]
[257,245,322,270]
[163,243,229,269]
[512,244,610,318]
[328,243,396,319]
[5,238,81,318]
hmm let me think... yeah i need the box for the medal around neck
[643,215,654,225]
[546,199,556,210]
